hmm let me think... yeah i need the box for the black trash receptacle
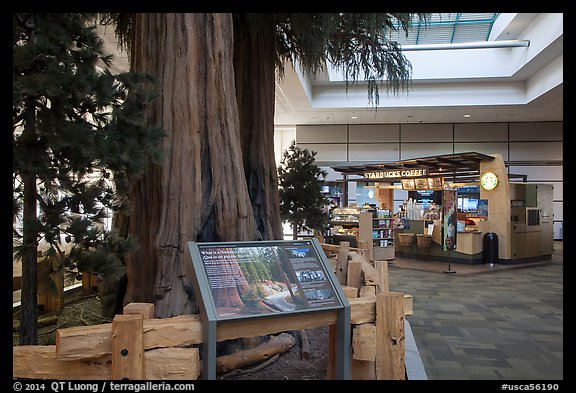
[482,232,499,264]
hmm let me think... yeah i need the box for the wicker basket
[416,234,432,249]
[398,233,415,247]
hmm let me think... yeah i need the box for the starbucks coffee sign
[364,168,428,180]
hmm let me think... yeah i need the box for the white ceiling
[97,14,563,129]
[274,13,563,128]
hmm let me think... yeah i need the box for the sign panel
[427,177,443,189]
[190,240,344,321]
[364,168,428,180]
[414,178,428,190]
[401,179,415,190]
[442,188,458,251]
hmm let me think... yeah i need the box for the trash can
[482,232,499,264]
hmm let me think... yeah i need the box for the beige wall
[291,121,563,239]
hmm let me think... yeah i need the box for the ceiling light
[464,114,471,118]
[351,116,358,119]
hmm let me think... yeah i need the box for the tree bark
[18,103,39,345]
[125,13,258,317]
[233,14,283,241]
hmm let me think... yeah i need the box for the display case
[359,210,395,261]
[328,206,361,247]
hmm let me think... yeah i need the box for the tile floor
[388,242,563,380]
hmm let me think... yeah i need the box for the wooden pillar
[346,260,362,290]
[123,302,155,320]
[335,241,350,285]
[111,314,145,380]
[375,292,405,380]
[373,260,389,294]
[37,259,64,313]
[82,273,99,292]
[357,239,370,260]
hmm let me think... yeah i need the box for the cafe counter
[395,220,484,264]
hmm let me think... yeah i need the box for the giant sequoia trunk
[124,13,259,317]
[233,14,283,241]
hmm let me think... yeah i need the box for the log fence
[13,241,413,380]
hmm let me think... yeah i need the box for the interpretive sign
[191,240,344,320]
[187,239,351,380]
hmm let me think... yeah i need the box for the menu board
[427,177,443,189]
[191,240,343,320]
[401,179,415,190]
[414,178,428,190]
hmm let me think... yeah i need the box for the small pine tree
[13,13,164,344]
[278,141,329,240]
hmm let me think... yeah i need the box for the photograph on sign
[195,241,342,320]
[401,179,415,190]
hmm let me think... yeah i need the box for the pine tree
[278,141,329,240]
[13,13,164,344]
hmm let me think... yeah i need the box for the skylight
[388,13,500,45]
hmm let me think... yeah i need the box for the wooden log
[335,241,350,285]
[403,294,414,316]
[123,302,155,319]
[56,312,336,361]
[351,359,376,380]
[320,243,340,254]
[348,295,413,325]
[111,314,144,380]
[359,285,376,298]
[357,257,379,287]
[348,252,378,287]
[217,310,338,341]
[13,345,111,380]
[375,292,405,380]
[341,285,359,299]
[357,240,369,259]
[56,322,115,360]
[56,295,413,363]
[37,259,64,313]
[145,347,200,380]
[13,315,58,332]
[320,242,361,255]
[346,260,363,289]
[348,297,376,325]
[327,257,337,271]
[352,323,376,361]
[143,314,204,348]
[215,332,295,374]
[373,260,389,293]
[82,272,99,292]
[13,345,200,380]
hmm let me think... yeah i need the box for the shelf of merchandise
[359,210,395,261]
[328,207,361,247]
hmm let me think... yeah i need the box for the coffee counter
[456,230,483,255]
[395,220,484,264]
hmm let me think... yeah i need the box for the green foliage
[106,13,428,107]
[13,14,164,291]
[278,141,328,236]
[260,12,428,105]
